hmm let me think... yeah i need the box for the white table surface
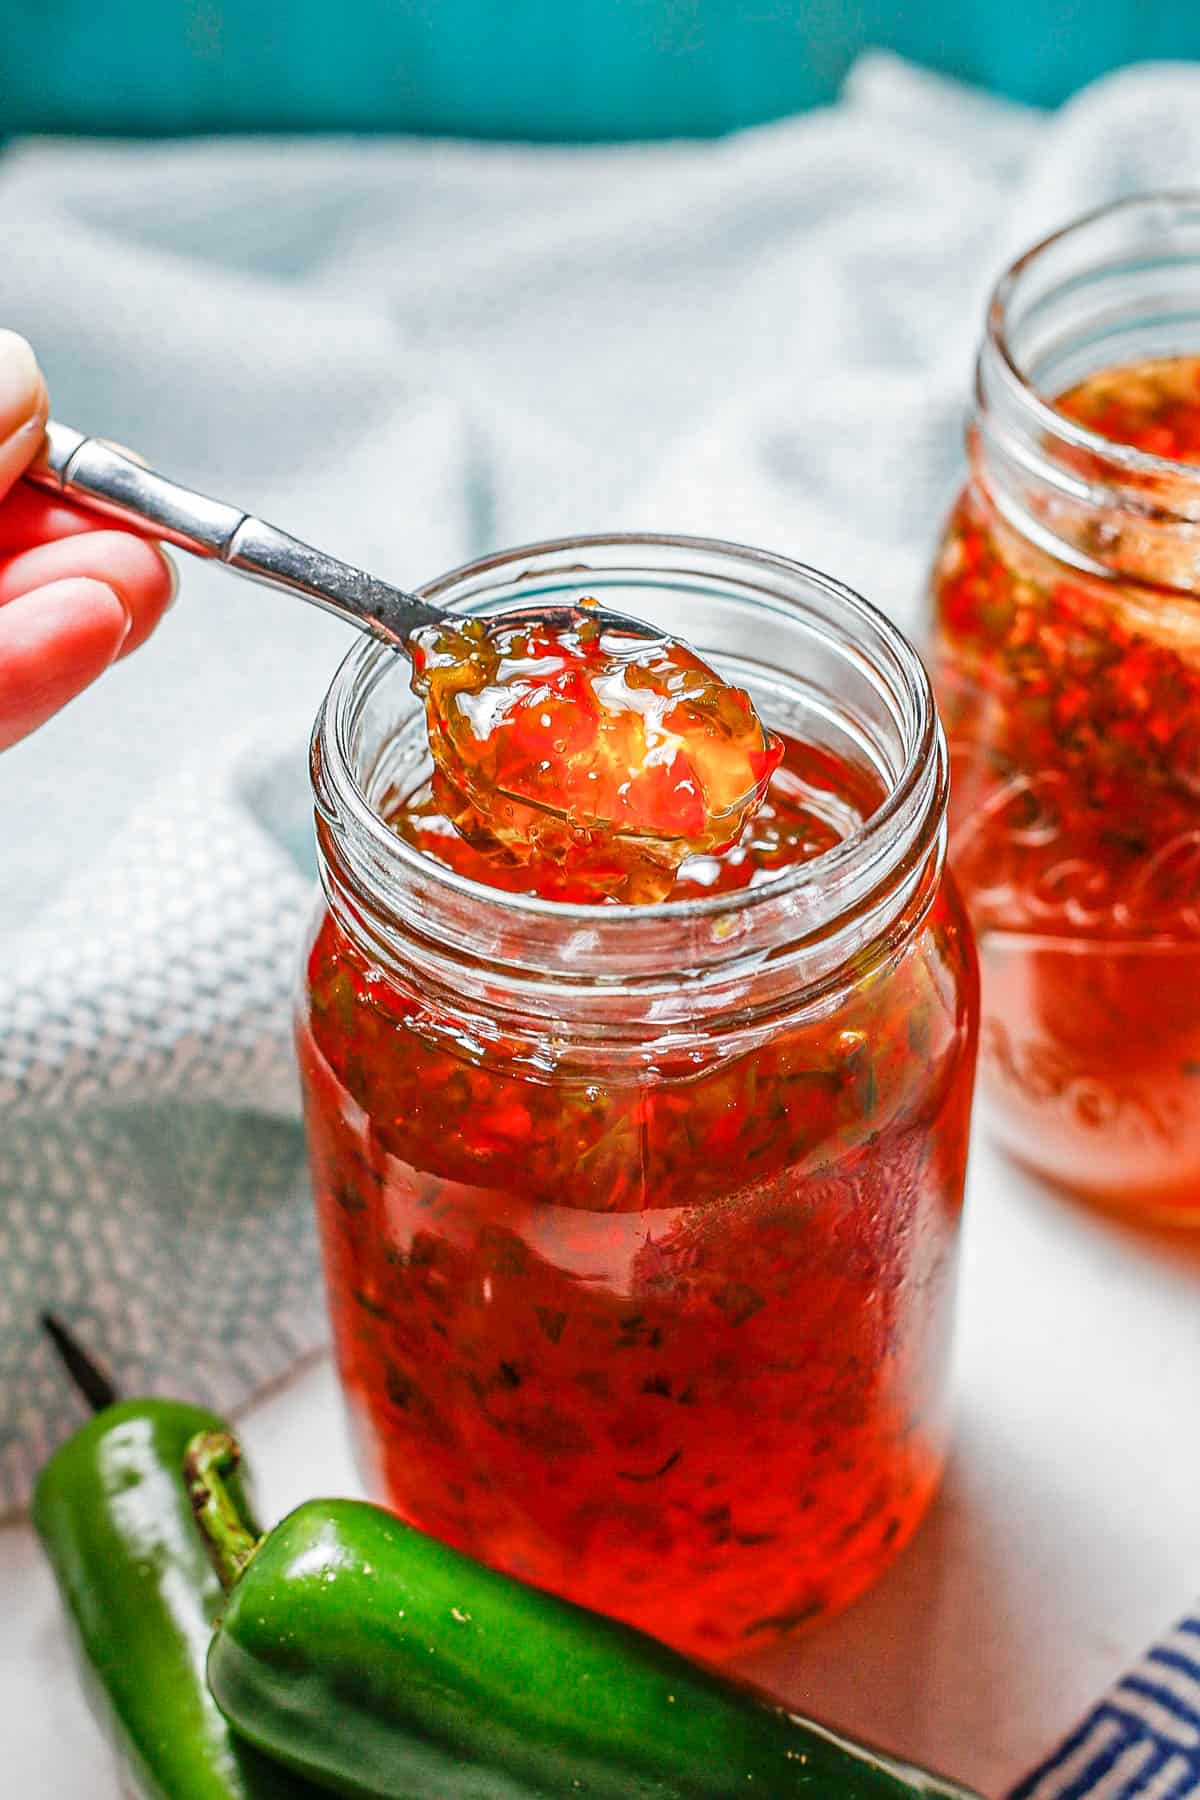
[5,1125,1199,1800]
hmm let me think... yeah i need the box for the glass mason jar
[297,534,978,1661]
[928,195,1200,1220]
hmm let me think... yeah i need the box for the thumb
[0,331,48,501]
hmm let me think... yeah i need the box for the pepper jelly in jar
[929,196,1200,1219]
[298,535,978,1660]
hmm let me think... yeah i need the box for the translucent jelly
[298,730,977,1659]
[410,607,782,902]
[1058,356,1200,462]
[386,733,874,906]
[931,355,1200,1217]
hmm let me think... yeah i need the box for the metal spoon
[26,424,763,852]
[25,420,659,652]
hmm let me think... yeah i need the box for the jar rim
[313,532,942,954]
[986,189,1200,482]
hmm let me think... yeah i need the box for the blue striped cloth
[1012,1615,1200,1800]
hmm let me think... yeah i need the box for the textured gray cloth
[4,53,1200,1511]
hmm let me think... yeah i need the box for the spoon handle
[26,420,444,647]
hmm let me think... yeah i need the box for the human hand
[0,331,175,751]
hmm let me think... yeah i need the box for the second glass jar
[929,195,1200,1220]
[298,536,978,1660]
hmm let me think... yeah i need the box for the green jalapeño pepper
[33,1321,323,1800]
[188,1431,980,1800]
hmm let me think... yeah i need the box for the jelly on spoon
[411,603,783,901]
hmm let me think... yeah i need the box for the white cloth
[4,53,1200,1512]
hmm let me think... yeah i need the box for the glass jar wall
[929,196,1200,1220]
[298,535,978,1660]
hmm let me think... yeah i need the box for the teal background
[3,1,1199,139]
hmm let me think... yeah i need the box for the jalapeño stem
[41,1311,120,1414]
[185,1430,264,1593]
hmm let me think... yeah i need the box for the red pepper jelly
[410,607,783,903]
[299,536,978,1659]
[929,197,1200,1218]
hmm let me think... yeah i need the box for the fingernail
[96,579,134,655]
[159,547,180,611]
[0,331,44,441]
[111,585,134,655]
